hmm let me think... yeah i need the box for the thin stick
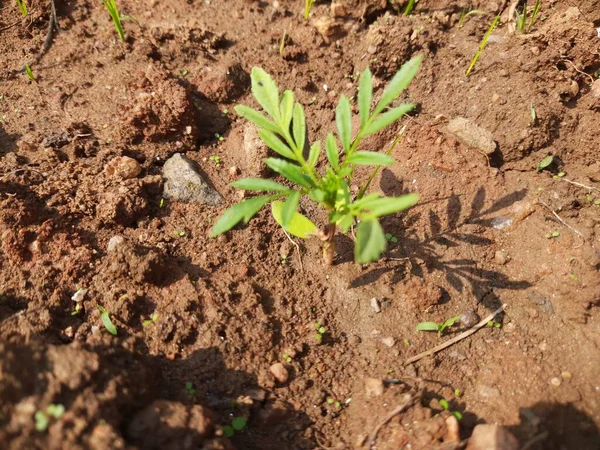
[405,304,506,365]
[0,18,21,33]
[561,178,599,192]
[539,202,585,240]
[560,59,595,84]
[368,391,419,447]
[282,228,304,273]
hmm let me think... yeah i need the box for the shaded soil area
[1,1,599,449]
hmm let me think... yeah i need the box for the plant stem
[322,223,336,266]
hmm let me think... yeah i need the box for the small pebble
[104,156,141,180]
[561,371,572,380]
[364,378,384,397]
[550,377,561,387]
[107,235,126,252]
[381,336,395,347]
[461,310,481,328]
[269,363,289,384]
[370,297,381,313]
[494,250,509,265]
[228,166,240,177]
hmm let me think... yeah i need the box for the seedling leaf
[279,90,294,129]
[265,158,314,188]
[232,417,247,431]
[325,133,339,170]
[250,67,280,121]
[362,194,420,218]
[346,151,396,166]
[374,55,422,116]
[272,201,318,238]
[292,102,306,152]
[308,141,321,167]
[258,129,296,160]
[281,191,301,227]
[234,105,279,133]
[358,68,373,127]
[363,104,414,136]
[416,322,439,332]
[222,425,235,437]
[355,219,387,263]
[230,178,289,192]
[336,95,352,152]
[98,305,118,336]
[211,195,277,236]
[536,155,554,172]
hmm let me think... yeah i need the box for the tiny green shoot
[487,320,502,328]
[314,322,327,341]
[71,303,82,316]
[454,388,462,398]
[404,0,417,16]
[282,354,292,363]
[280,30,287,57]
[465,13,501,77]
[159,198,165,208]
[416,315,462,337]
[214,133,224,142]
[35,404,65,432]
[223,416,247,437]
[101,0,126,42]
[458,8,486,28]
[536,155,554,172]
[143,313,159,327]
[97,305,118,336]
[304,0,316,20]
[209,155,222,167]
[385,233,398,244]
[439,398,463,420]
[15,0,28,17]
[544,230,560,239]
[25,64,35,82]
[515,0,541,33]
[174,229,186,237]
[185,381,196,396]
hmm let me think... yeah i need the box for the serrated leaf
[98,306,118,336]
[258,129,296,160]
[292,102,306,152]
[280,90,294,130]
[233,105,280,133]
[416,322,440,332]
[374,55,422,116]
[362,194,420,218]
[272,201,318,238]
[346,151,396,166]
[363,104,414,136]
[282,191,301,227]
[251,67,281,121]
[354,219,386,263]
[336,95,352,152]
[211,195,275,236]
[325,133,339,170]
[358,67,373,127]
[308,141,321,167]
[230,178,289,192]
[265,158,314,188]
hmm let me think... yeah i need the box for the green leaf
[439,399,449,410]
[416,322,440,332]
[292,102,306,152]
[272,201,318,238]
[98,306,118,336]
[363,104,414,136]
[230,178,289,192]
[232,417,247,431]
[354,219,387,263]
[337,213,355,233]
[282,191,301,227]
[279,90,294,129]
[346,151,396,166]
[222,425,235,437]
[374,55,422,116]
[35,411,49,432]
[308,141,321,167]
[536,155,554,172]
[325,133,339,170]
[265,158,314,188]
[361,194,420,218]
[452,411,463,421]
[211,195,275,236]
[336,95,352,152]
[443,315,463,328]
[46,404,65,419]
[358,67,373,127]
[251,67,281,121]
[258,129,296,160]
[233,105,279,133]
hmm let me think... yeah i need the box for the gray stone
[162,153,221,205]
[448,117,497,156]
[466,424,519,450]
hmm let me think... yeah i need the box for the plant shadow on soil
[0,337,314,449]
[349,169,531,311]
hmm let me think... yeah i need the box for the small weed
[143,313,159,327]
[416,315,462,337]
[97,305,118,336]
[71,303,82,316]
[465,14,501,77]
[439,398,463,420]
[569,273,579,281]
[223,416,247,437]
[552,172,566,179]
[282,354,292,363]
[173,229,186,237]
[314,322,327,341]
[185,381,196,396]
[101,0,126,42]
[515,0,541,33]
[209,155,222,167]
[544,230,560,239]
[179,68,189,77]
[458,8,486,28]
[454,388,462,398]
[403,338,410,346]
[403,0,417,16]
[214,133,224,142]
[15,0,28,17]
[221,108,229,117]
[280,254,287,265]
[34,404,65,432]
[487,320,502,328]
[326,397,342,408]
[304,0,316,19]
[385,232,398,244]
[536,155,554,172]
[25,64,35,82]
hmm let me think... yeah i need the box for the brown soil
[1,1,600,449]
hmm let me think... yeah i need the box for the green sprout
[214,133,224,142]
[221,108,229,117]
[403,0,417,16]
[211,57,422,265]
[143,313,159,327]
[97,305,118,336]
[173,229,186,237]
[282,354,292,363]
[515,0,541,33]
[314,322,327,341]
[439,398,463,420]
[101,0,125,42]
[159,198,165,208]
[326,397,342,408]
[71,303,82,316]
[179,69,189,77]
[185,381,196,396]
[465,13,501,77]
[223,416,247,437]
[544,230,560,239]
[34,404,65,432]
[536,155,554,172]
[385,233,398,244]
[458,8,486,28]
[416,315,462,337]
[487,320,502,328]
[304,0,316,19]
[25,64,35,82]
[209,155,222,167]
[15,0,28,17]
[454,389,462,398]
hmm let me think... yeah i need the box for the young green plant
[97,305,118,336]
[458,8,486,28]
[404,0,417,16]
[15,0,28,17]
[515,0,541,33]
[211,56,422,265]
[101,0,125,42]
[25,64,35,82]
[304,0,316,20]
[416,315,462,337]
[465,13,501,76]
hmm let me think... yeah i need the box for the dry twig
[282,228,304,273]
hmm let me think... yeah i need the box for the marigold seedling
[465,14,501,77]
[101,0,125,42]
[314,322,327,340]
[536,155,554,172]
[97,305,118,336]
[282,354,292,362]
[454,389,462,398]
[487,320,501,328]
[15,0,28,17]
[416,315,462,337]
[212,57,422,265]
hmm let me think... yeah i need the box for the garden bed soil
[1,1,599,449]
